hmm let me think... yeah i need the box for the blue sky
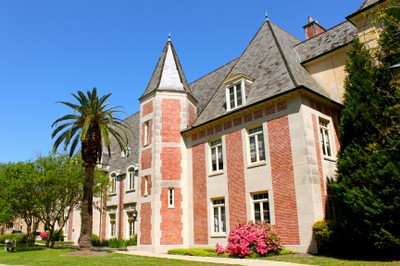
[0,0,362,163]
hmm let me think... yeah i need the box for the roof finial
[168,32,171,42]
[265,11,269,21]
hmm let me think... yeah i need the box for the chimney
[303,16,326,39]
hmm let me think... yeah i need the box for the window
[110,174,117,194]
[319,119,332,157]
[127,212,135,237]
[109,213,116,237]
[248,126,266,163]
[127,169,137,191]
[252,192,270,223]
[210,139,223,172]
[227,83,244,110]
[168,188,174,208]
[212,198,226,234]
[144,120,150,146]
[144,176,148,196]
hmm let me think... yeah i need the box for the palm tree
[52,88,131,250]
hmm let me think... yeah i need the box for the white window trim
[126,167,137,192]
[247,125,266,165]
[226,80,245,111]
[109,173,117,195]
[126,211,136,239]
[144,120,150,146]
[144,176,148,197]
[168,188,174,208]
[211,198,227,236]
[209,138,224,174]
[319,118,334,159]
[251,192,270,223]
[109,213,116,238]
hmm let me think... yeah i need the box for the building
[65,0,386,253]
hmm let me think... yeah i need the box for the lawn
[0,247,231,266]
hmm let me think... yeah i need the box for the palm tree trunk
[79,162,94,250]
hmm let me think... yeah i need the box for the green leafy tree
[52,88,131,250]
[332,1,400,255]
[0,162,41,245]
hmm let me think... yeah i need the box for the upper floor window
[109,174,117,195]
[210,139,223,173]
[224,74,254,111]
[248,126,266,164]
[127,168,137,191]
[168,188,175,208]
[252,192,270,223]
[144,120,150,146]
[319,119,332,158]
[212,198,226,234]
[227,83,244,110]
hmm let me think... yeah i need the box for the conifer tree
[332,1,400,255]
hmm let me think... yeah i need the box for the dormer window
[224,74,254,111]
[228,83,244,110]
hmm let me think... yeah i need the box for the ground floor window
[109,213,116,237]
[126,212,135,238]
[252,192,270,223]
[212,198,226,234]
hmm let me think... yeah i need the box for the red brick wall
[140,202,152,245]
[142,100,153,117]
[312,114,326,216]
[161,147,181,181]
[268,116,300,245]
[141,148,152,170]
[160,188,183,244]
[192,143,208,244]
[67,208,73,241]
[101,191,107,240]
[161,99,181,143]
[226,130,247,227]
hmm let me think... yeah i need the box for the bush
[51,230,64,242]
[312,220,336,255]
[126,234,137,246]
[40,231,48,240]
[0,234,28,245]
[91,234,106,247]
[108,238,126,248]
[168,248,222,257]
[217,222,281,258]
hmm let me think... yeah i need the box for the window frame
[109,213,116,238]
[211,198,227,235]
[126,211,136,238]
[251,192,270,223]
[168,188,174,208]
[319,118,333,158]
[144,120,150,146]
[127,168,137,192]
[109,173,117,195]
[209,138,224,174]
[247,125,266,165]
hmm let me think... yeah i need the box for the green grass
[0,246,231,266]
[35,240,75,245]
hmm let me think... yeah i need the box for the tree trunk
[78,162,95,250]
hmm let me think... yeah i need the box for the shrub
[168,248,222,257]
[40,231,48,240]
[312,220,336,255]
[51,230,64,242]
[125,234,137,246]
[0,234,28,245]
[217,222,281,258]
[108,238,126,248]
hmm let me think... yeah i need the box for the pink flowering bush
[40,231,48,240]
[216,222,281,258]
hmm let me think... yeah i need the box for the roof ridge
[267,21,298,87]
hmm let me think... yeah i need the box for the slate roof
[140,40,193,100]
[102,112,140,171]
[347,0,384,19]
[190,21,330,127]
[294,21,357,63]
